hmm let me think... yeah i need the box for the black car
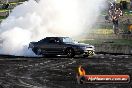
[28,37,95,57]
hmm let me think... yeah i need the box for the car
[28,37,95,57]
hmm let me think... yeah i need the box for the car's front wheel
[83,50,94,57]
[87,50,94,56]
[65,48,75,58]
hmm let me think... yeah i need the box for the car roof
[46,37,69,38]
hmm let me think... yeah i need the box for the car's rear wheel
[65,48,75,58]
[32,48,42,55]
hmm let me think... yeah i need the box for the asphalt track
[0,54,131,88]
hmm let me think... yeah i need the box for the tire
[65,48,75,58]
[83,55,88,57]
[32,48,42,55]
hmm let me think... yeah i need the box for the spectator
[130,0,132,9]
[118,8,123,16]
[120,0,123,10]
[127,19,132,34]
[108,2,123,34]
[112,14,119,34]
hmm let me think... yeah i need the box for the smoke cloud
[0,0,106,56]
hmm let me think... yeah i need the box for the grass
[111,39,132,46]
[80,39,103,45]
[9,2,17,5]
[0,9,9,12]
[0,16,6,19]
[91,29,113,35]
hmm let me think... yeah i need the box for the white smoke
[0,0,106,56]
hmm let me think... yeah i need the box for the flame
[78,66,86,76]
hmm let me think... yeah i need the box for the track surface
[0,54,132,88]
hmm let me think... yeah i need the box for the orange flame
[78,66,86,76]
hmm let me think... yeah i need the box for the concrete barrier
[95,44,132,54]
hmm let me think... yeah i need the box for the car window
[48,38,61,44]
[55,38,61,43]
[62,37,76,43]
[49,39,55,43]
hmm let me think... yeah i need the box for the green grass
[80,39,103,45]
[111,39,132,46]
[9,2,17,5]
[0,9,9,12]
[80,39,132,46]
[91,29,113,35]
[0,16,6,19]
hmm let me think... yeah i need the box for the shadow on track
[0,54,91,60]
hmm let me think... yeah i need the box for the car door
[37,38,49,54]
[46,38,64,54]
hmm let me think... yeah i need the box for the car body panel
[28,37,95,56]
